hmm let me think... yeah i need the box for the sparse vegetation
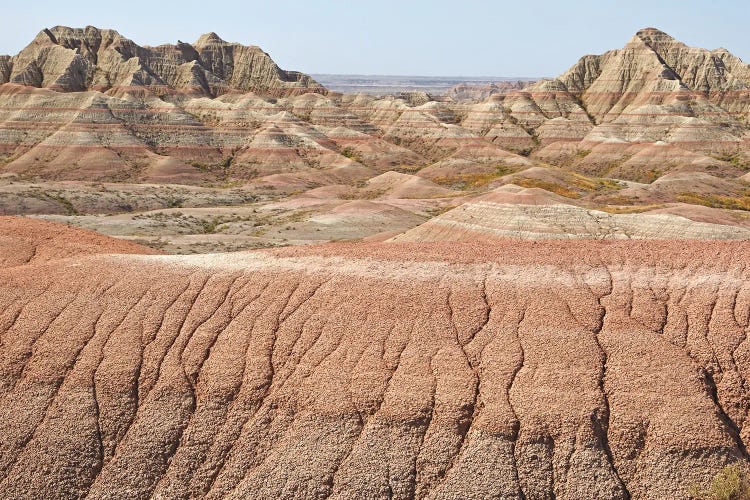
[190,156,234,174]
[712,153,750,171]
[162,196,185,208]
[689,465,750,500]
[599,203,666,214]
[289,109,312,122]
[393,164,424,174]
[340,188,385,200]
[26,191,80,215]
[569,173,624,192]
[431,164,518,189]
[199,218,222,234]
[517,147,534,157]
[340,147,363,164]
[513,178,582,199]
[676,192,750,211]
[424,204,457,217]
[642,168,663,183]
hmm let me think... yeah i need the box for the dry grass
[513,178,582,199]
[569,173,624,192]
[598,204,666,214]
[676,192,750,211]
[431,164,518,189]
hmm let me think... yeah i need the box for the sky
[1,0,748,77]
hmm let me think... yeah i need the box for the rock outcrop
[473,28,750,178]
[0,55,11,83]
[2,217,750,498]
[5,26,323,96]
[444,80,532,101]
[556,28,750,118]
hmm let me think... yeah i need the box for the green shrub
[690,465,750,500]
[340,147,363,164]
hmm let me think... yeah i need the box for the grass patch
[676,192,750,211]
[642,168,663,183]
[516,147,534,157]
[191,156,234,173]
[712,153,749,170]
[340,147,363,164]
[514,178,581,199]
[199,218,221,234]
[431,164,518,189]
[598,204,666,214]
[162,196,185,208]
[569,173,624,192]
[424,204,457,217]
[392,164,424,174]
[27,191,79,215]
[341,189,386,200]
[46,193,79,215]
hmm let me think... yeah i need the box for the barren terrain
[3,24,750,499]
[2,217,750,498]
[1,26,750,250]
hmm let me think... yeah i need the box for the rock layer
[1,26,749,201]
[5,26,323,96]
[1,217,750,498]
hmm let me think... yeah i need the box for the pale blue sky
[2,0,748,77]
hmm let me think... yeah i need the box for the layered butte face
[0,26,323,96]
[2,217,750,498]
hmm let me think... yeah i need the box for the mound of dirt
[0,216,160,267]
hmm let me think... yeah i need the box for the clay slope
[0,215,161,267]
[2,218,750,498]
[391,185,750,241]
[2,26,323,96]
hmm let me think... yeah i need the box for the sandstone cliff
[483,28,750,179]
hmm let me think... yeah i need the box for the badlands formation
[3,25,750,499]
[3,218,750,499]
[1,27,750,251]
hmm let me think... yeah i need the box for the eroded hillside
[1,217,750,498]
